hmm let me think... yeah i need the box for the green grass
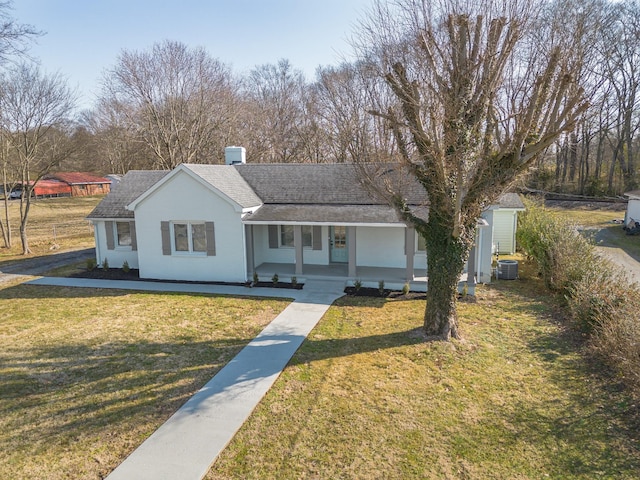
[209,262,640,479]
[0,284,289,480]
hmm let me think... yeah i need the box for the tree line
[0,1,636,194]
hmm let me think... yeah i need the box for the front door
[330,226,348,263]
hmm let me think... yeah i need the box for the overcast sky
[12,0,373,110]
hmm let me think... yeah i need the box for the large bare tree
[0,63,76,254]
[100,40,239,169]
[242,59,307,162]
[354,0,588,339]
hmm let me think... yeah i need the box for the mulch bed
[70,268,304,289]
[343,286,426,299]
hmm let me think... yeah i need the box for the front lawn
[210,262,640,479]
[0,284,289,480]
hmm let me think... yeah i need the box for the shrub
[122,260,130,273]
[517,198,596,294]
[86,258,96,271]
[272,273,279,286]
[571,265,640,390]
[291,276,297,287]
[253,271,259,285]
[102,258,109,271]
[518,198,640,394]
[354,279,362,292]
[378,280,385,296]
[402,282,410,295]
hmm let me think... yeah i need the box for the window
[173,222,208,253]
[280,225,294,247]
[280,225,312,248]
[116,222,131,247]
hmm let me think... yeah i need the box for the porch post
[347,226,357,277]
[466,243,477,295]
[405,226,415,282]
[294,225,303,275]
[245,224,255,277]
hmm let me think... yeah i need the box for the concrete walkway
[27,276,344,480]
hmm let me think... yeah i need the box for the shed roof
[494,192,525,210]
[46,172,112,185]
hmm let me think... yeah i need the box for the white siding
[492,210,518,254]
[476,223,493,283]
[134,171,247,282]
[93,220,139,269]
[627,198,640,225]
[356,226,406,268]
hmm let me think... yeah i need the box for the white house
[87,149,525,291]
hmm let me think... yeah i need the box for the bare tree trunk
[568,131,578,183]
[1,168,9,248]
[18,188,31,254]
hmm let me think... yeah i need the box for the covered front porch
[251,262,473,293]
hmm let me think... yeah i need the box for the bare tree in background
[315,61,396,163]
[100,40,239,169]
[82,98,150,174]
[353,0,588,339]
[243,59,307,162]
[0,1,40,248]
[0,63,76,254]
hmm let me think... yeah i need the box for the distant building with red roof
[43,172,111,197]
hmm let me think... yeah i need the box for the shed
[32,180,72,198]
[45,172,111,197]
[624,190,640,228]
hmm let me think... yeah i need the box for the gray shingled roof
[244,204,401,224]
[87,170,169,219]
[244,203,430,224]
[183,164,262,208]
[87,162,523,224]
[496,193,525,209]
[234,163,427,205]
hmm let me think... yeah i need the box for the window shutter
[205,222,216,256]
[161,221,171,255]
[105,221,115,250]
[130,221,137,251]
[312,226,322,250]
[268,225,278,249]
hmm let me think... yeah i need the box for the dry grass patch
[0,196,100,261]
[0,283,289,479]
[547,206,623,228]
[210,268,640,479]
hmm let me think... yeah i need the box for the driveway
[0,247,94,278]
[591,228,640,283]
